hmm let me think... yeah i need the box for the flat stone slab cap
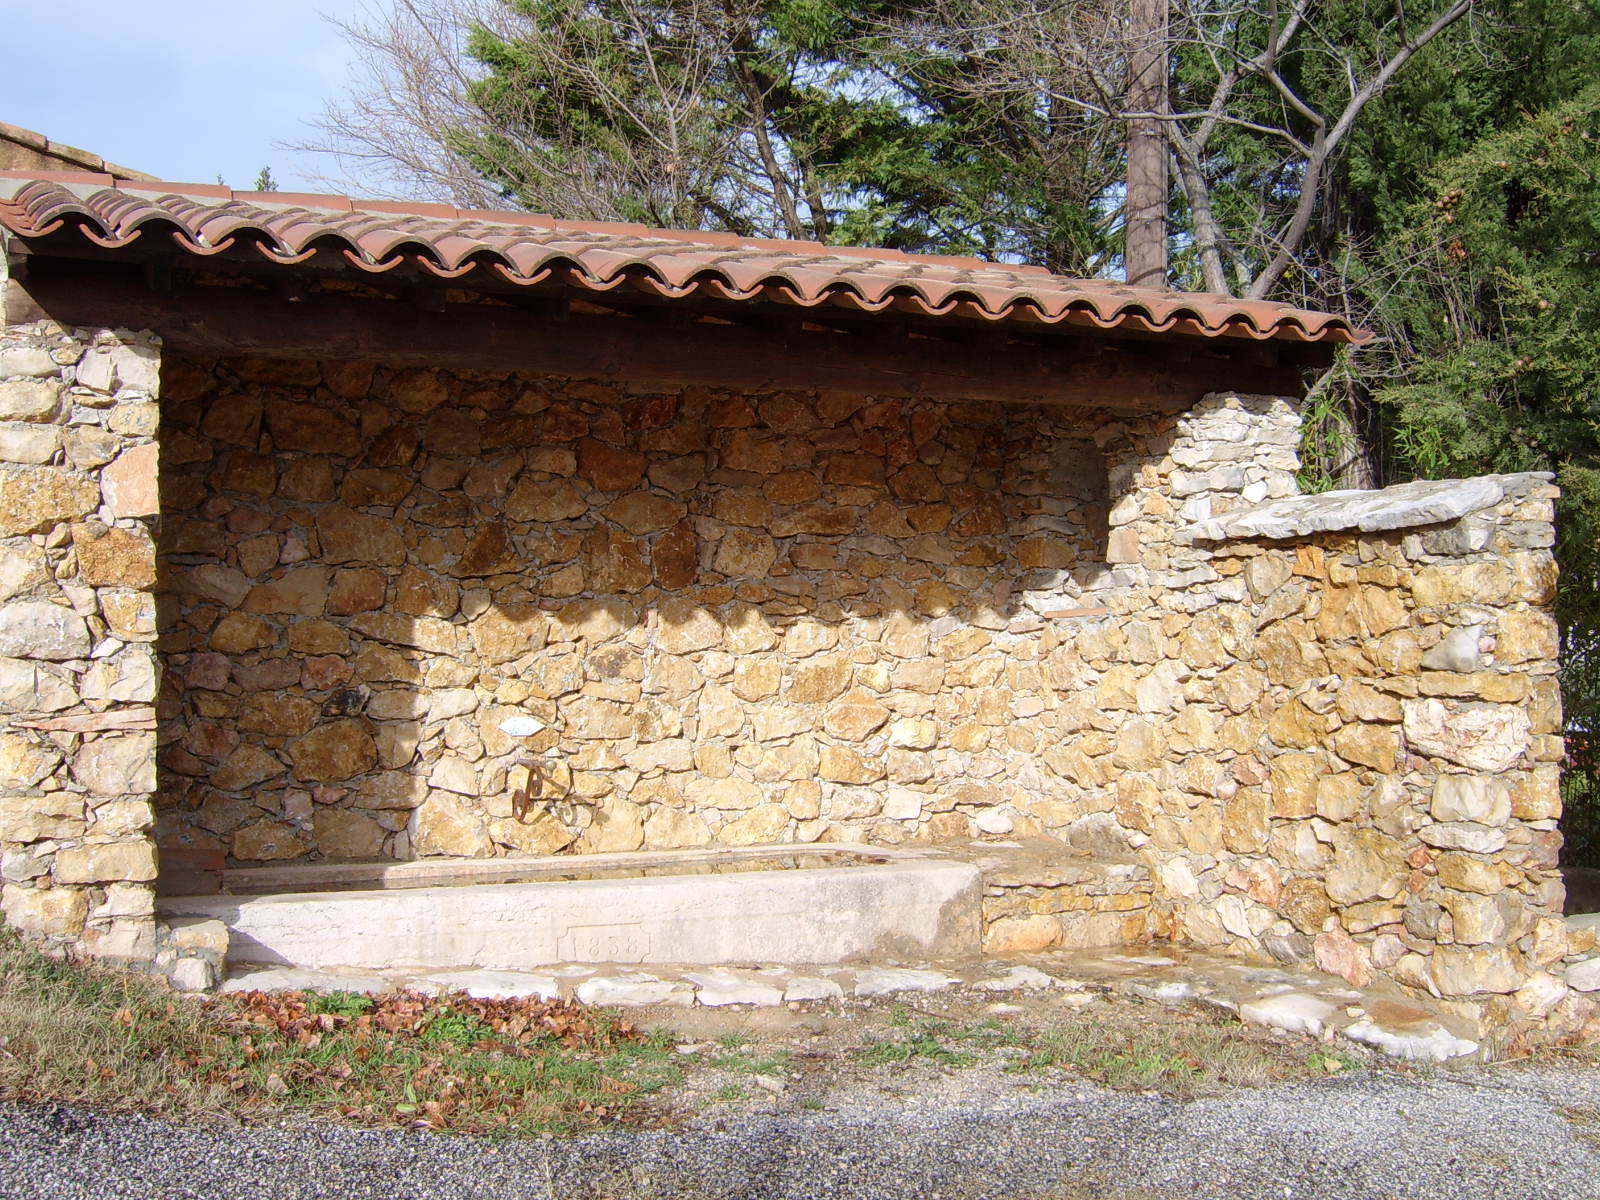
[1189,472,1552,542]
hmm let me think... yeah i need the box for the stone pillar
[1180,473,1566,1039]
[1065,392,1300,930]
[1098,392,1301,597]
[0,321,161,961]
[1081,390,1571,1039]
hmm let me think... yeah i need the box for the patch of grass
[938,1016,1024,1050]
[705,1029,792,1075]
[855,1025,976,1068]
[1306,1048,1362,1075]
[304,991,374,1019]
[1558,1102,1600,1150]
[854,1009,1022,1070]
[713,1082,748,1104]
[853,998,1378,1100]
[419,1007,495,1048]
[0,928,234,1122]
[708,1047,792,1075]
[854,1039,913,1067]
[1006,1005,1352,1099]
[1524,1032,1600,1068]
[0,928,679,1135]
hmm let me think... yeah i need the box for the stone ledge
[1188,472,1553,543]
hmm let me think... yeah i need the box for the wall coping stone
[1188,472,1553,543]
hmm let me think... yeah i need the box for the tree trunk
[1125,0,1168,288]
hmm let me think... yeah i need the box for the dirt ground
[614,976,1390,1128]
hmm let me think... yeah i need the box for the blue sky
[3,0,367,191]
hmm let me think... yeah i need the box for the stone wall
[1092,392,1569,1037]
[0,320,162,960]
[154,356,1116,866]
[0,318,1574,1039]
[145,358,1572,1027]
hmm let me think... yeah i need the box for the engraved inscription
[558,923,652,963]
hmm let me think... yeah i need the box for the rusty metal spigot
[515,761,579,825]
[510,754,582,826]
[510,757,547,824]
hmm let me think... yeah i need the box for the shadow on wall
[151,355,1121,870]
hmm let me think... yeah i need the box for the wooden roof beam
[9,254,1307,410]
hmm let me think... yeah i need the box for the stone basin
[156,842,982,971]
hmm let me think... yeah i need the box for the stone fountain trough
[156,843,982,971]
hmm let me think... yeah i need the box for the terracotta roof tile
[0,172,1368,345]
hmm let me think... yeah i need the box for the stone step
[935,838,1161,954]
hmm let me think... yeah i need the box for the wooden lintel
[13,255,1309,409]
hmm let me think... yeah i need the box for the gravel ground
[3,1064,1599,1200]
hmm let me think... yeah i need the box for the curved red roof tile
[0,173,1369,345]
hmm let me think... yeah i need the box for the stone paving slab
[219,966,395,995]
[416,970,560,1000]
[682,971,785,1007]
[852,967,964,997]
[1239,991,1337,1037]
[782,975,844,1003]
[972,965,1057,992]
[575,974,695,1008]
[217,945,1486,1063]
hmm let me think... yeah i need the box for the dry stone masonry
[153,355,1113,868]
[0,321,161,961]
[0,315,1579,1043]
[1097,394,1566,1041]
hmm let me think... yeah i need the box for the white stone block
[1239,991,1335,1037]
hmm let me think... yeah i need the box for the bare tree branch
[1246,0,1475,297]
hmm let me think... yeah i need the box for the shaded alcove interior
[151,351,1119,873]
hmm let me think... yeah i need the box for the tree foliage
[1329,3,1600,860]
[310,0,1130,272]
[1375,86,1600,617]
[1366,84,1600,857]
[1334,4,1600,597]
[451,0,853,238]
